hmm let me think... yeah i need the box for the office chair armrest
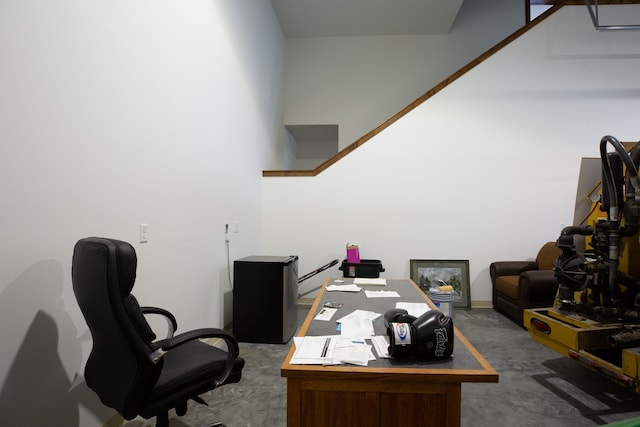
[150,328,239,360]
[141,306,178,339]
[161,328,239,358]
[150,328,240,387]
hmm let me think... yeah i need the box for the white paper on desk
[340,317,375,338]
[371,335,391,358]
[314,307,338,321]
[353,278,387,286]
[365,290,400,298]
[336,309,381,324]
[290,336,340,365]
[395,302,431,318]
[332,338,374,366]
[326,284,362,292]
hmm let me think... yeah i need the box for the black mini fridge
[233,255,298,344]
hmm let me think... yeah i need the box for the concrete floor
[123,306,640,427]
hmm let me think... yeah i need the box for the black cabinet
[233,255,298,343]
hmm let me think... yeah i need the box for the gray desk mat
[305,279,483,371]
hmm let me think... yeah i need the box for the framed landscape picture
[410,259,471,309]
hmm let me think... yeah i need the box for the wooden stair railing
[263,1,636,178]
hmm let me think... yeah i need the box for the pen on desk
[320,337,330,358]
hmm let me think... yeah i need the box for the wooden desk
[281,278,498,427]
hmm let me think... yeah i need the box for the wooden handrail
[263,1,635,177]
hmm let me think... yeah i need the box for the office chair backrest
[72,237,161,419]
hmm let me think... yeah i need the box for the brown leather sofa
[490,242,561,326]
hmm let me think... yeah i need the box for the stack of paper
[371,335,390,358]
[326,284,361,292]
[364,290,400,298]
[290,336,337,365]
[290,336,375,366]
[336,309,380,338]
[353,278,387,286]
[331,337,375,366]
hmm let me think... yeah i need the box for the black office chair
[72,237,244,427]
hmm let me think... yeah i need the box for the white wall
[282,0,525,151]
[0,1,284,426]
[263,5,640,303]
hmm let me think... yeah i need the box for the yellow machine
[524,135,640,394]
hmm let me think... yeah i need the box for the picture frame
[410,259,471,309]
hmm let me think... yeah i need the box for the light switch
[140,223,149,243]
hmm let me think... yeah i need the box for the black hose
[601,135,640,182]
[600,136,620,220]
[560,225,593,236]
[599,136,628,306]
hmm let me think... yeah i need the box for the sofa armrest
[519,270,559,306]
[490,261,538,283]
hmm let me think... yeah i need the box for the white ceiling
[270,0,466,38]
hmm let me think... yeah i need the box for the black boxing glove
[387,319,416,358]
[386,309,454,359]
[383,308,416,328]
[384,309,418,358]
[412,310,454,359]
